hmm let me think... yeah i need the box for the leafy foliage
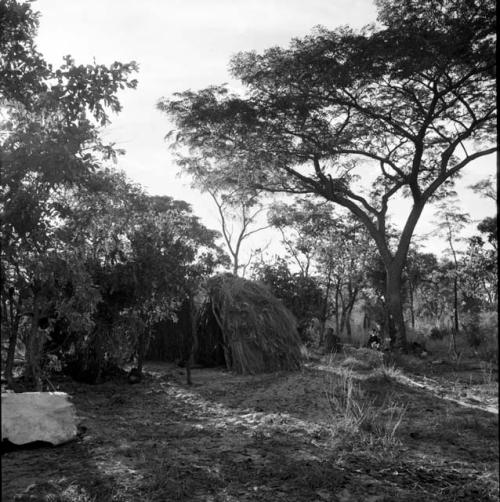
[252,258,325,341]
[160,0,496,349]
[0,1,225,386]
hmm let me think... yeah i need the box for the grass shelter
[196,274,303,374]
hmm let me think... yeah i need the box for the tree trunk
[453,275,459,333]
[319,269,332,347]
[334,281,340,338]
[232,255,239,276]
[137,332,144,375]
[25,296,43,391]
[345,302,355,340]
[5,294,22,386]
[386,267,407,351]
[339,285,357,342]
[339,309,347,336]
[319,323,325,347]
[186,296,200,385]
[364,200,426,352]
[137,324,150,376]
[345,286,357,342]
[4,327,19,386]
[408,280,415,329]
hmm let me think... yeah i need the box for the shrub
[429,326,449,340]
[474,311,499,364]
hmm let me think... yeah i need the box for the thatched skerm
[199,275,302,374]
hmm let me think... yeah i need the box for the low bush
[429,326,449,340]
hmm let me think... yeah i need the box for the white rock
[1,392,78,446]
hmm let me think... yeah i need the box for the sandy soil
[2,355,498,501]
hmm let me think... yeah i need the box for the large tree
[1,0,138,387]
[159,0,496,349]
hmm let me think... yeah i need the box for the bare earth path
[2,358,498,501]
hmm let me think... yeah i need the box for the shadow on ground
[1,361,498,501]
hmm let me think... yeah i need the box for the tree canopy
[1,0,227,386]
[159,0,496,349]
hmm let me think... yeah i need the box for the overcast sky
[34,0,496,259]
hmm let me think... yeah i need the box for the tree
[434,199,471,333]
[172,149,272,277]
[404,249,439,329]
[50,178,227,382]
[206,189,270,276]
[159,0,496,350]
[460,238,497,309]
[1,0,49,105]
[126,195,226,375]
[469,175,497,250]
[269,199,376,344]
[459,212,497,318]
[268,200,318,278]
[1,0,138,387]
[268,199,334,344]
[468,175,496,203]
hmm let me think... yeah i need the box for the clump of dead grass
[324,368,407,450]
[378,362,403,381]
[340,346,384,371]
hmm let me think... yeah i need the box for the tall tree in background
[160,0,496,350]
[268,199,319,278]
[269,199,375,343]
[434,199,471,334]
[469,175,497,251]
[206,190,270,276]
[172,148,273,277]
[404,249,439,329]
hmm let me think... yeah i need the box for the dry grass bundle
[202,274,302,374]
[324,368,407,449]
[341,346,384,370]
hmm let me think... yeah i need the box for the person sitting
[366,329,382,351]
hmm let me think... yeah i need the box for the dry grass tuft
[341,347,384,370]
[378,362,403,381]
[324,368,407,450]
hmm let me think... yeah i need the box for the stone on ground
[1,392,78,446]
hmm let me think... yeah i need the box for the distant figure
[366,327,382,351]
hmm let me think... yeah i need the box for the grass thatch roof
[200,274,302,374]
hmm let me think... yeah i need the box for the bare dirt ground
[2,354,498,501]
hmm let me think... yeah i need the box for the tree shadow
[3,364,496,501]
[1,437,119,501]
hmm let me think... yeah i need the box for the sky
[34,0,496,262]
